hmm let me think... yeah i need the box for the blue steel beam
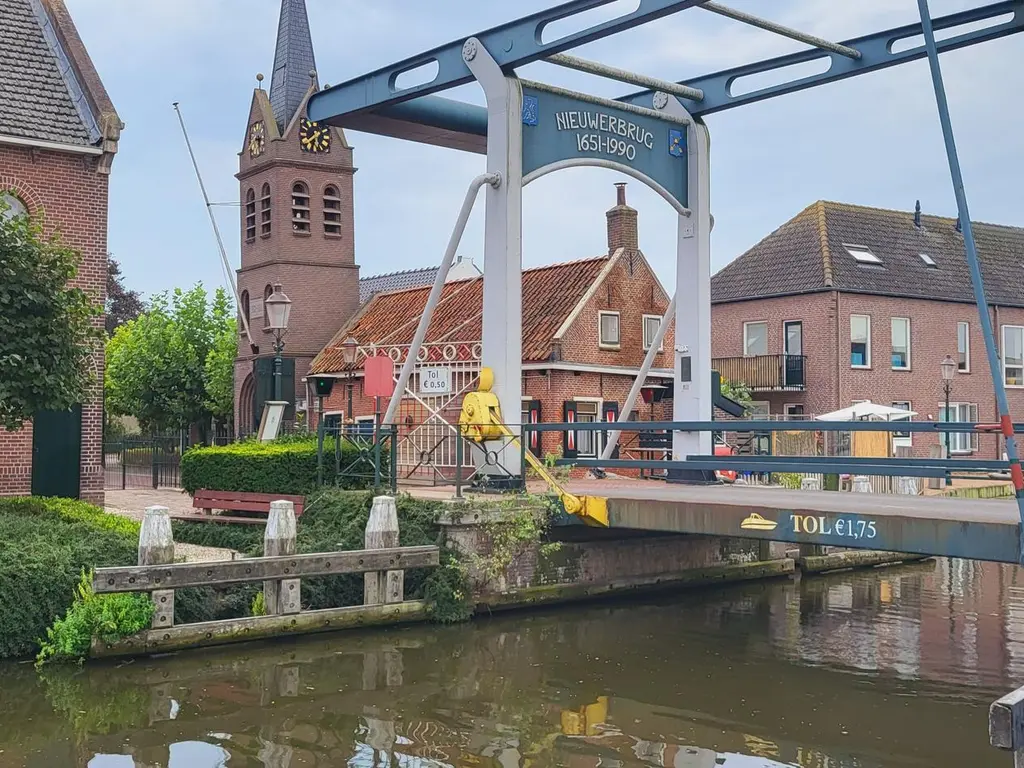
[308,0,710,124]
[309,1,1023,147]
[562,458,950,478]
[618,0,1024,115]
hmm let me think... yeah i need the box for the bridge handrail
[521,420,1021,434]
[557,458,973,479]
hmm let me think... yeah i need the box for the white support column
[660,95,713,465]
[464,37,524,480]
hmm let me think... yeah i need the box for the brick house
[233,0,361,434]
[308,184,675,477]
[711,200,1024,458]
[0,0,121,502]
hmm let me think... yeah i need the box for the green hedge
[0,497,250,660]
[180,438,382,496]
[0,498,139,659]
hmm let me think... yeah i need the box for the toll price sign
[419,366,452,395]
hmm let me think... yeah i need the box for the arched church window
[260,183,272,237]
[263,284,273,329]
[323,185,342,237]
[240,290,250,332]
[244,188,256,241]
[291,182,310,234]
[1,191,28,222]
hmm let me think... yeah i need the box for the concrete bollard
[139,505,175,629]
[801,476,822,491]
[364,496,403,605]
[852,475,871,493]
[264,500,300,615]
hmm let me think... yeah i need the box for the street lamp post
[941,354,956,487]
[264,283,292,402]
[342,336,359,436]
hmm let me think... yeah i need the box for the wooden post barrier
[139,505,175,629]
[264,500,300,615]
[364,496,403,605]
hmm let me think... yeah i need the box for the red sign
[363,355,395,397]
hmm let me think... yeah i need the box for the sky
[64,0,1024,302]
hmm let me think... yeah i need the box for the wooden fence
[91,499,439,658]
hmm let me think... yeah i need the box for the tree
[105,257,143,335]
[106,284,235,438]
[719,377,754,414]
[0,200,102,430]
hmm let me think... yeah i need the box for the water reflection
[4,557,1024,767]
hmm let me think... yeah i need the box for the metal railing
[524,420,1015,481]
[712,354,807,390]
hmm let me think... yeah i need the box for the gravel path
[104,489,238,563]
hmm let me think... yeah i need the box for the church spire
[269,0,317,131]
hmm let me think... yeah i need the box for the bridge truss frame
[308,0,1024,556]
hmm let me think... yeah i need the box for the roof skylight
[920,253,938,267]
[845,245,882,265]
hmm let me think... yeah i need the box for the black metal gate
[103,432,184,490]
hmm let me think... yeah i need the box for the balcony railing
[712,353,807,391]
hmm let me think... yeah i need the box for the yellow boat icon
[740,513,778,531]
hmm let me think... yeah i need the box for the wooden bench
[172,490,306,525]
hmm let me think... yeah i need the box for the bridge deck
[410,480,1022,564]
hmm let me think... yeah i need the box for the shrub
[0,497,241,660]
[0,498,139,659]
[36,571,155,666]
[179,438,381,495]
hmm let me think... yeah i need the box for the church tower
[234,0,360,434]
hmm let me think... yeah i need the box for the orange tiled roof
[312,256,610,374]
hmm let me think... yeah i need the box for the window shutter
[603,401,620,459]
[563,401,579,460]
[525,399,542,456]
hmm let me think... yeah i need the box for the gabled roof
[269,0,317,132]
[359,266,439,304]
[0,0,117,148]
[711,200,1024,307]
[312,256,612,374]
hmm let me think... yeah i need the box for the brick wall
[0,146,109,502]
[712,291,1024,459]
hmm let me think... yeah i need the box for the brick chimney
[606,182,638,253]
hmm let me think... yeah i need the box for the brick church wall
[0,147,109,502]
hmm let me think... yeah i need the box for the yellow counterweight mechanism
[459,368,608,527]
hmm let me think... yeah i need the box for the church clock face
[299,118,330,154]
[248,121,266,158]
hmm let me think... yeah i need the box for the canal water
[2,558,1023,767]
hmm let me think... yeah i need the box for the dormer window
[845,244,881,265]
[291,182,310,234]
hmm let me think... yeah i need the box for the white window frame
[573,398,603,458]
[850,314,871,369]
[957,321,970,373]
[940,402,979,454]
[749,401,771,420]
[845,244,882,264]
[1003,325,1024,387]
[743,321,768,357]
[891,401,912,448]
[891,317,911,371]
[783,403,805,419]
[642,314,664,351]
[598,311,621,349]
